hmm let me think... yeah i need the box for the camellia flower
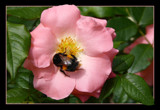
[23,5,118,102]
[124,24,154,86]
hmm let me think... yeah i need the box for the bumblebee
[53,52,80,77]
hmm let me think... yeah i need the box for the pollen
[56,36,84,57]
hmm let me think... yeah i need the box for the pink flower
[23,5,118,102]
[124,24,154,86]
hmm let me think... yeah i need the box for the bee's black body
[53,53,79,76]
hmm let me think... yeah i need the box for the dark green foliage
[121,74,154,105]
[112,54,135,73]
[7,7,50,19]
[128,44,153,73]
[7,22,31,80]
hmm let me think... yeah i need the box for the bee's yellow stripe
[62,65,67,70]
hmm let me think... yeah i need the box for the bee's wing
[59,55,72,65]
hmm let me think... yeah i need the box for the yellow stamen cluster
[56,36,83,57]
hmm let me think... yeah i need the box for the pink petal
[23,58,55,80]
[72,88,101,102]
[145,24,154,46]
[76,16,113,57]
[100,48,118,77]
[23,57,33,71]
[104,48,119,62]
[71,54,111,93]
[33,69,75,100]
[108,72,116,79]
[41,5,80,37]
[136,61,153,86]
[124,24,154,53]
[106,27,116,40]
[74,94,90,103]
[29,23,57,68]
[93,17,107,27]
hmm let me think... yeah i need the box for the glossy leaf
[99,77,118,102]
[16,67,33,89]
[7,88,29,103]
[114,7,128,16]
[112,54,135,72]
[121,74,154,105]
[7,7,50,19]
[7,22,31,80]
[128,7,153,26]
[79,7,114,18]
[107,17,138,41]
[128,44,153,73]
[117,42,130,52]
[7,16,38,31]
[113,41,125,49]
[78,7,127,18]
[113,76,128,103]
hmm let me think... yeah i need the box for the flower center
[56,36,83,57]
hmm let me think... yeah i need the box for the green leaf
[113,76,128,103]
[79,7,114,18]
[117,42,130,52]
[7,88,29,103]
[69,95,81,103]
[121,73,154,105]
[16,67,33,89]
[7,83,18,90]
[41,97,65,103]
[7,16,38,31]
[114,7,128,16]
[112,54,135,72]
[78,7,128,18]
[85,96,100,103]
[99,77,118,102]
[107,17,138,41]
[7,7,50,19]
[31,19,40,31]
[29,89,46,103]
[7,22,31,80]
[7,67,34,91]
[34,18,40,27]
[129,26,146,42]
[128,44,153,73]
[128,7,153,26]
[125,97,136,103]
[113,41,125,49]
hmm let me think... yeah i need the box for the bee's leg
[60,68,70,77]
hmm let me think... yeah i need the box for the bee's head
[53,53,62,66]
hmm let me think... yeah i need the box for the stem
[139,29,153,48]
